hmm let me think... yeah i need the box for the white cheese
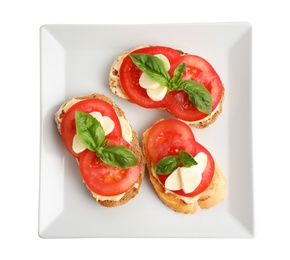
[146,85,168,101]
[139,73,160,89]
[164,168,182,191]
[72,134,86,154]
[155,54,170,71]
[118,116,133,143]
[102,116,115,136]
[179,166,202,194]
[72,112,115,154]
[139,54,170,101]
[89,111,103,125]
[164,152,207,194]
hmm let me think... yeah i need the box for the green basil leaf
[129,53,170,86]
[154,155,180,175]
[154,150,198,174]
[98,145,138,169]
[75,111,105,151]
[180,80,212,114]
[179,150,197,167]
[169,62,186,89]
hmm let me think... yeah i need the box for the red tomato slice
[145,118,196,164]
[145,118,214,197]
[163,55,223,121]
[60,98,122,158]
[119,46,181,108]
[79,136,140,196]
[156,142,215,197]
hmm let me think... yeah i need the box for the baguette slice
[109,46,224,128]
[142,120,226,214]
[55,93,145,207]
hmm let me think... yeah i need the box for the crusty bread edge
[142,121,226,214]
[55,93,145,208]
[109,46,225,129]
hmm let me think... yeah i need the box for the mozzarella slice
[146,85,167,101]
[102,116,115,135]
[154,54,170,71]
[164,168,181,191]
[138,54,171,100]
[118,116,133,143]
[72,134,86,154]
[164,152,208,194]
[179,167,203,194]
[139,73,160,89]
[72,112,115,154]
[89,111,103,126]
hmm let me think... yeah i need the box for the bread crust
[55,93,145,207]
[109,46,225,128]
[142,121,226,214]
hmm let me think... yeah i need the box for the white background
[1,0,289,259]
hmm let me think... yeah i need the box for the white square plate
[39,23,253,238]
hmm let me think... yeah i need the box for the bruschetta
[55,93,145,207]
[142,118,226,214]
[109,45,224,128]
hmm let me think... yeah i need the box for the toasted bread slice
[109,46,225,128]
[142,122,226,214]
[55,93,145,207]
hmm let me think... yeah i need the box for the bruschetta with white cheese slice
[109,45,224,128]
[142,118,226,214]
[55,93,145,207]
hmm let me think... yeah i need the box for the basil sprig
[154,150,197,175]
[75,111,138,169]
[130,53,212,114]
[129,54,171,86]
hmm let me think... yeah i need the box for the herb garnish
[154,150,197,174]
[75,111,138,169]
